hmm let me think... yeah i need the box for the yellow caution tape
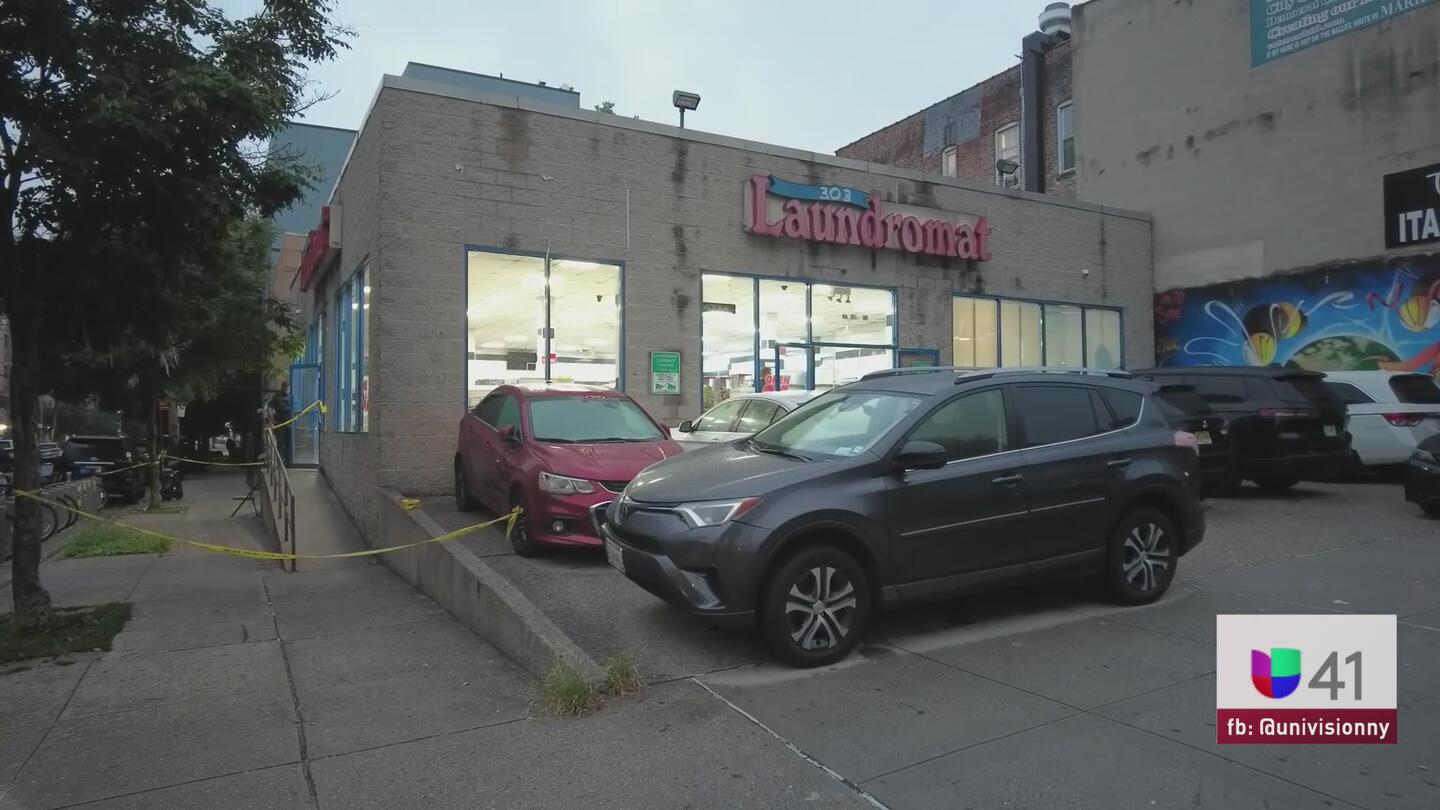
[15,490,521,562]
[270,399,327,431]
[401,498,421,510]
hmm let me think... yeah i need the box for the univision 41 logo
[1217,615,1397,745]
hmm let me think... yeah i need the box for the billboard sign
[1251,0,1437,67]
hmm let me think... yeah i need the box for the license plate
[605,538,626,573]
[1324,425,1338,437]
[1194,431,1212,445]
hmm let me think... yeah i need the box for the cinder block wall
[313,100,383,543]
[323,78,1152,524]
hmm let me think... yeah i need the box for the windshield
[751,391,921,458]
[528,397,663,443]
[64,439,127,462]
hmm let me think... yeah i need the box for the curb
[376,489,602,682]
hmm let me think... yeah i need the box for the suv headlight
[538,471,596,495]
[674,497,763,528]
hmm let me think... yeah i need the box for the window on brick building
[1057,101,1075,175]
[994,124,1020,188]
[942,146,957,177]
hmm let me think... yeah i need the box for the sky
[223,0,1048,154]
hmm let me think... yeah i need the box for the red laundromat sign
[743,175,991,261]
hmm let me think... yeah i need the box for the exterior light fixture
[996,158,1020,178]
[672,90,701,128]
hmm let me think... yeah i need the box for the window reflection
[1044,304,1083,367]
[1085,308,1123,369]
[1000,300,1042,367]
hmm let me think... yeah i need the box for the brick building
[288,72,1153,539]
[838,29,1075,199]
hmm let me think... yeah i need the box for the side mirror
[677,420,694,433]
[893,440,949,471]
[659,424,672,439]
[499,425,520,445]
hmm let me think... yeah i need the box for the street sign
[650,351,681,395]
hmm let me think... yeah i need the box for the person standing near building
[268,382,293,465]
[760,366,776,392]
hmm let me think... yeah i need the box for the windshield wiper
[748,439,810,462]
[536,437,578,443]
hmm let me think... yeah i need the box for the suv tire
[1104,506,1179,606]
[454,460,479,512]
[509,488,544,558]
[1253,475,1298,492]
[760,545,871,668]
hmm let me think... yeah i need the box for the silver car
[675,391,821,449]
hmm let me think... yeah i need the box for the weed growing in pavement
[62,523,171,559]
[0,603,133,664]
[537,660,602,716]
[601,654,644,697]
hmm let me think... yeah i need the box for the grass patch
[62,523,171,559]
[0,603,133,664]
[600,654,644,697]
[536,660,602,716]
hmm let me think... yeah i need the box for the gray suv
[597,368,1206,667]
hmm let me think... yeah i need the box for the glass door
[289,363,321,467]
[769,343,811,392]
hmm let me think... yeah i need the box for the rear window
[1153,385,1211,418]
[64,439,127,462]
[1274,375,1337,406]
[1390,375,1440,404]
[1188,375,1249,404]
[1325,382,1375,405]
[528,397,662,443]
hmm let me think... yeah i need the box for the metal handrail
[262,426,297,571]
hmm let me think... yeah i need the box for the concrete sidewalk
[1,471,880,809]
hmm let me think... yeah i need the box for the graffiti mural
[1154,254,1440,377]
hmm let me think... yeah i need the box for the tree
[594,100,616,114]
[1,1,348,629]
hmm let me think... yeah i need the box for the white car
[674,390,821,449]
[1322,371,1440,466]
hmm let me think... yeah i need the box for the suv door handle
[991,473,1024,486]
[1107,458,1132,469]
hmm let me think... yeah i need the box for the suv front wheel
[760,545,872,668]
[1104,506,1179,606]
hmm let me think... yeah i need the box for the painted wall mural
[1154,254,1440,377]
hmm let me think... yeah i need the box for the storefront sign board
[1250,0,1436,67]
[1384,161,1440,249]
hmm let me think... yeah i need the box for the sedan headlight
[674,497,763,529]
[538,471,596,495]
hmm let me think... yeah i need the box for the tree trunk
[9,308,52,630]
[146,386,162,511]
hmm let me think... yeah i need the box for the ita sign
[650,351,681,396]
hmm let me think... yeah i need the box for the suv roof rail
[955,367,1133,384]
[860,366,984,380]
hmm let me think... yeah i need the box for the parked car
[674,391,822,449]
[1149,383,1233,493]
[0,441,63,488]
[597,368,1206,667]
[1404,432,1440,518]
[1133,367,1351,493]
[61,435,147,503]
[454,384,684,556]
[1320,371,1440,470]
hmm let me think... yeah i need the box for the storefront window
[701,274,756,408]
[333,267,368,432]
[953,297,998,367]
[1044,304,1083,367]
[954,295,1123,369]
[1000,300,1043,367]
[1085,307,1123,369]
[359,267,370,432]
[465,251,620,407]
[549,259,621,390]
[702,274,896,397]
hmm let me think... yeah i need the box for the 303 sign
[1220,615,1396,744]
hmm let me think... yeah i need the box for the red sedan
[455,384,684,555]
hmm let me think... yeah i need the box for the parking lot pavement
[693,481,1440,809]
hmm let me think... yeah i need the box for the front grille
[599,480,630,494]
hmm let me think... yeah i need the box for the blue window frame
[333,266,369,432]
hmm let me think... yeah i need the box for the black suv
[1134,367,1351,493]
[62,435,146,503]
[1150,383,1234,493]
[598,368,1205,667]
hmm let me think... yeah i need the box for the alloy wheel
[783,566,858,651]
[1121,522,1170,592]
